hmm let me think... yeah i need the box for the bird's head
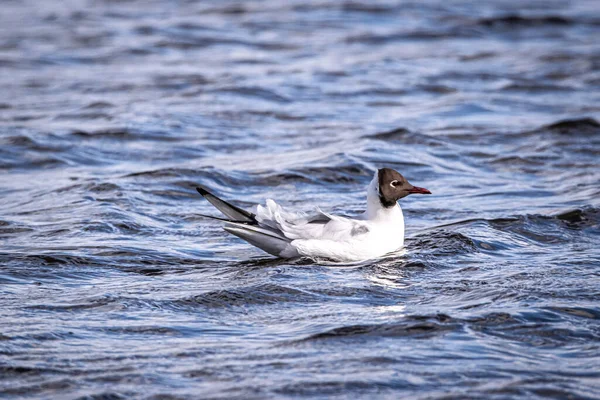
[377,168,431,207]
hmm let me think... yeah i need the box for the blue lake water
[1,0,599,398]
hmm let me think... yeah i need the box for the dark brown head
[377,168,431,208]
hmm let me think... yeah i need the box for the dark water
[1,0,600,398]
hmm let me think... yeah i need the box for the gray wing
[224,222,296,257]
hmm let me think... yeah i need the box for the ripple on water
[1,0,599,398]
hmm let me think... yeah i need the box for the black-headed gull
[196,168,431,262]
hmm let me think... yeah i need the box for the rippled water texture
[1,0,600,398]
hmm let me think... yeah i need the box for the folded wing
[256,199,368,242]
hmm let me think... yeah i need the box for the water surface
[1,0,600,398]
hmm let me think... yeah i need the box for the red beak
[408,186,431,195]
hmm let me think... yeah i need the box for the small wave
[82,101,115,109]
[467,311,600,346]
[152,73,210,90]
[488,208,600,239]
[245,110,306,121]
[26,296,118,312]
[341,2,396,14]
[148,164,373,188]
[421,207,600,251]
[365,127,446,147]
[501,83,574,92]
[547,306,600,320]
[123,167,201,179]
[5,253,100,267]
[476,14,575,28]
[101,325,183,336]
[408,230,478,255]
[536,117,600,136]
[555,208,600,227]
[277,164,371,184]
[297,314,459,341]
[0,132,69,153]
[298,310,600,347]
[152,37,297,52]
[175,284,320,309]
[0,365,64,377]
[0,220,35,238]
[122,167,251,190]
[217,86,291,104]
[70,127,179,142]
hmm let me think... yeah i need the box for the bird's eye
[390,180,399,187]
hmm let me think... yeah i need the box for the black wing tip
[195,185,258,224]
[196,186,210,196]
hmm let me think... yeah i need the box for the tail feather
[196,186,256,223]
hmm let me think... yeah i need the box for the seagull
[196,168,431,262]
